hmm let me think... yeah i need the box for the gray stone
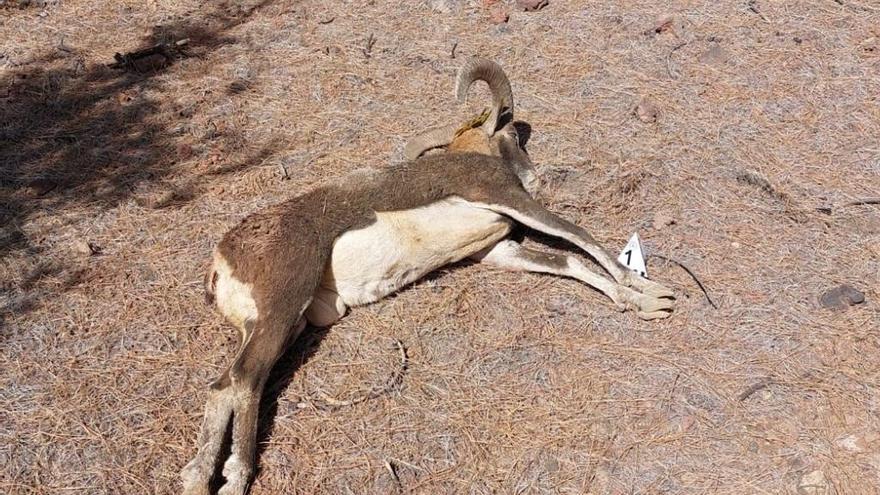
[819,285,865,310]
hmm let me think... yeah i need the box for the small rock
[430,0,458,14]
[836,434,864,453]
[653,210,675,230]
[228,79,250,93]
[699,44,729,65]
[635,98,659,123]
[819,284,865,310]
[517,0,548,11]
[731,241,741,249]
[72,240,101,256]
[797,469,828,495]
[837,432,878,453]
[488,6,509,24]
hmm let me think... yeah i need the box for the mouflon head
[405,58,539,196]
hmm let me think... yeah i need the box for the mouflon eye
[500,126,519,145]
[509,128,521,148]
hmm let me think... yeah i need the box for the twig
[58,36,73,54]
[843,197,880,207]
[666,42,687,79]
[736,169,807,222]
[296,340,408,410]
[648,254,718,309]
[362,33,376,58]
[667,373,680,406]
[735,169,775,196]
[738,378,772,401]
[816,197,880,214]
[747,0,771,23]
[109,39,189,69]
[318,16,335,24]
[450,41,458,59]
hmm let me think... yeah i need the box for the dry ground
[2,0,879,493]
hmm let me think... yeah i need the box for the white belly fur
[321,197,511,308]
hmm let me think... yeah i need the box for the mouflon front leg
[462,193,675,303]
[473,240,673,319]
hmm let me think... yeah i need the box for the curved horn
[454,57,514,136]
[403,123,459,161]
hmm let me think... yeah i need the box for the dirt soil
[2,0,879,494]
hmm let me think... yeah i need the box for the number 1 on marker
[618,233,647,279]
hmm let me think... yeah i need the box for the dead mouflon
[182,58,676,495]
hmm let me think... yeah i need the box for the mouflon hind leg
[181,386,235,495]
[463,191,675,312]
[217,317,307,495]
[182,312,308,495]
[473,239,673,320]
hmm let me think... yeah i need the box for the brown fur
[217,150,528,358]
[183,125,675,495]
[448,128,492,155]
[206,122,540,399]
[185,102,673,495]
[182,58,610,495]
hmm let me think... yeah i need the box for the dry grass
[2,0,879,493]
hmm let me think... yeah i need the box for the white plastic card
[618,232,647,279]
